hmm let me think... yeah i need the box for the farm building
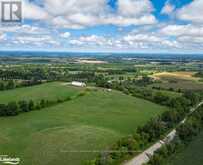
[107,89,112,92]
[71,81,86,87]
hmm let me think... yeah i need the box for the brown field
[152,72,199,81]
[150,71,203,91]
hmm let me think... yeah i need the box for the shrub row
[0,79,42,91]
[0,92,86,117]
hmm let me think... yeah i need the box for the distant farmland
[0,83,168,165]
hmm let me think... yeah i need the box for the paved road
[124,101,203,165]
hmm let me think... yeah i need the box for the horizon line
[0,49,203,55]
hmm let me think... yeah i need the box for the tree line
[0,67,63,81]
[195,71,203,78]
[0,91,88,117]
[0,99,57,117]
[0,79,42,91]
[0,68,100,83]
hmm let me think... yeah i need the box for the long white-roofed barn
[71,81,86,87]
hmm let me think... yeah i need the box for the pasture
[0,87,168,165]
[152,71,198,81]
[0,82,83,104]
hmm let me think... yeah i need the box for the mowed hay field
[0,84,168,165]
[168,131,203,165]
[0,82,83,104]
[152,72,198,81]
[151,72,203,91]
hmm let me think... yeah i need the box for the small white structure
[71,81,86,87]
[107,89,112,92]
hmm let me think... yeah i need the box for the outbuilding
[71,81,86,87]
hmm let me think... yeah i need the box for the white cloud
[178,36,203,44]
[0,33,6,41]
[104,15,156,26]
[161,40,181,48]
[161,1,175,15]
[80,35,104,42]
[67,32,182,50]
[177,0,203,23]
[45,0,108,28]
[117,0,153,17]
[124,34,162,43]
[22,0,49,20]
[159,24,203,49]
[60,32,71,38]
[45,0,106,16]
[122,33,181,49]
[69,35,110,47]
[16,35,52,43]
[0,0,156,28]
[12,34,59,47]
[69,40,83,46]
[161,24,203,37]
[0,24,49,35]
[19,0,156,28]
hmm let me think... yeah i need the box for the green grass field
[168,131,203,165]
[0,82,82,104]
[151,89,182,98]
[0,85,168,165]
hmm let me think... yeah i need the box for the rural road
[124,101,203,165]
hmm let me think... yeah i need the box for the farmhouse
[71,81,86,87]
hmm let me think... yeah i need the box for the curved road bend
[124,101,203,165]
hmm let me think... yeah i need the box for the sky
[0,0,203,53]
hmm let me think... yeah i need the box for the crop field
[152,72,198,81]
[0,86,168,165]
[150,71,203,91]
[168,131,203,165]
[0,82,83,104]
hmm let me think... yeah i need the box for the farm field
[0,87,168,165]
[150,71,203,91]
[0,82,83,104]
[152,72,198,81]
[168,131,203,165]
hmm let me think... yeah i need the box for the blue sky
[0,0,203,53]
